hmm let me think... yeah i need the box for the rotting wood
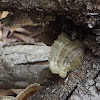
[28,51,100,100]
[0,41,52,89]
[0,1,100,100]
[0,0,100,27]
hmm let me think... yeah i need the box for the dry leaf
[11,89,24,95]
[0,22,3,39]
[0,11,9,19]
[10,27,31,35]
[2,26,9,38]
[16,84,42,100]
[1,12,33,28]
[3,38,17,43]
[0,12,1,17]
[13,33,35,44]
[0,89,15,96]
[10,25,42,37]
[34,34,42,42]
[0,29,3,39]
[0,22,9,40]
[23,25,42,37]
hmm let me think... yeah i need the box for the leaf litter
[0,11,43,100]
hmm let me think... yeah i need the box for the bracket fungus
[49,33,84,78]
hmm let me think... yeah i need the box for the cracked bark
[0,42,52,89]
[0,0,100,27]
[0,0,100,99]
[28,51,100,100]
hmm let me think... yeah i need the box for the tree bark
[0,0,100,27]
[28,50,100,100]
[0,1,100,100]
[0,42,52,89]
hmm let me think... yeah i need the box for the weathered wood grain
[0,42,52,89]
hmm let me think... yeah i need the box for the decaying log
[28,51,100,100]
[0,41,52,89]
[0,1,100,100]
[0,0,100,27]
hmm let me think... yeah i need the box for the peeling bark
[0,42,52,89]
